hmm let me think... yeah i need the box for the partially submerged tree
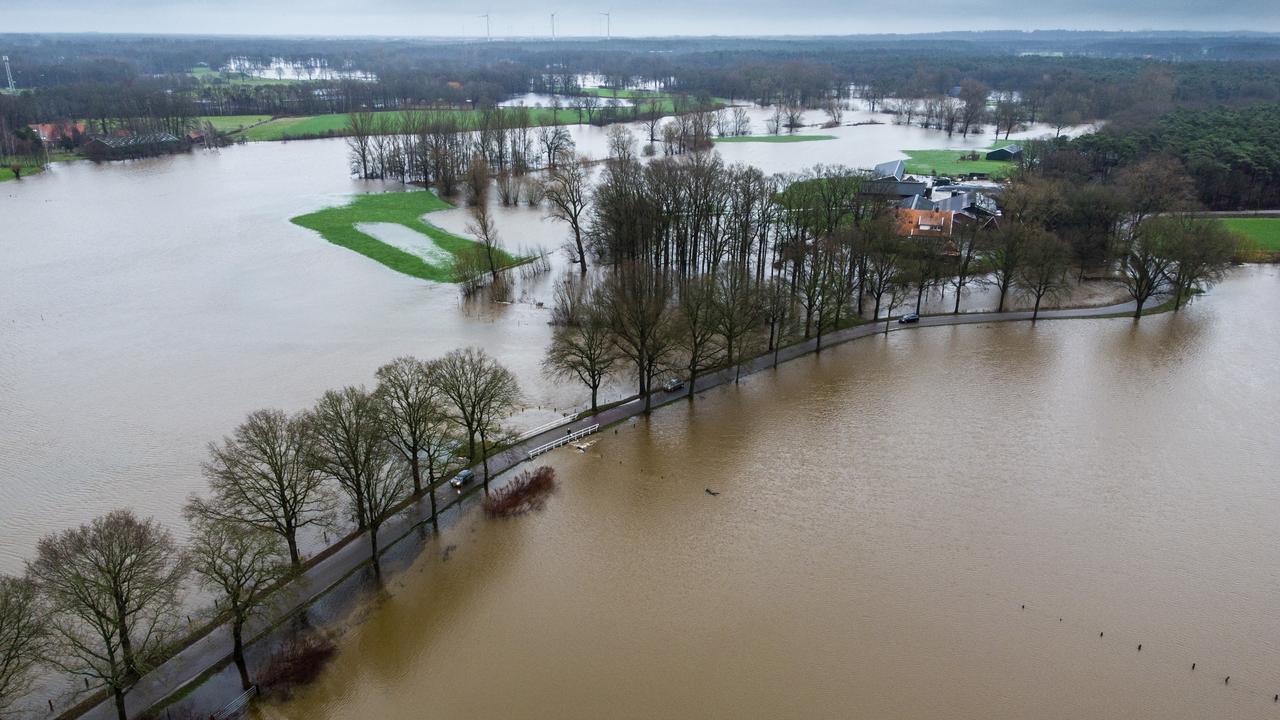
[465,201,502,282]
[374,357,441,497]
[29,511,188,720]
[188,519,289,690]
[0,574,46,717]
[541,154,592,271]
[1165,215,1237,310]
[191,409,331,568]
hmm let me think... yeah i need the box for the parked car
[450,468,475,489]
[898,313,920,324]
[663,377,685,392]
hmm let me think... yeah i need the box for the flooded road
[259,266,1280,720]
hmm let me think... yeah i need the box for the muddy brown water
[0,110,1090,575]
[253,267,1280,720]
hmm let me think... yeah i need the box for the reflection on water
[259,267,1280,720]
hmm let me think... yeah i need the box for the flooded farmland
[256,266,1280,720]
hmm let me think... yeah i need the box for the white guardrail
[528,424,600,459]
[516,416,571,442]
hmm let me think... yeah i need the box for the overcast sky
[6,0,1277,37]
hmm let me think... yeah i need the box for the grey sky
[6,0,1278,36]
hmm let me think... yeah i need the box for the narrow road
[78,295,1149,720]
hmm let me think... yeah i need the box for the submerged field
[714,134,837,144]
[290,190,519,282]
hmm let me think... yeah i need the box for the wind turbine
[600,10,611,40]
[550,12,556,41]
[479,13,491,41]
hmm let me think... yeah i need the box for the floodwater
[259,266,1280,720]
[0,106,1087,575]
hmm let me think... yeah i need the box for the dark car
[449,468,475,489]
[663,377,685,392]
[898,313,920,324]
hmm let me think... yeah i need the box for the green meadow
[290,190,520,282]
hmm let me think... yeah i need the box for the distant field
[579,87,663,99]
[190,67,293,86]
[901,147,1013,178]
[236,97,705,141]
[198,115,273,132]
[714,134,836,144]
[290,190,520,282]
[1220,217,1280,253]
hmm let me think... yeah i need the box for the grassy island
[290,190,519,282]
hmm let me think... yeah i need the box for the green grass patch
[238,96,715,142]
[197,114,273,132]
[579,87,662,99]
[714,134,837,144]
[190,66,294,86]
[290,190,519,282]
[0,163,44,182]
[1220,217,1280,253]
[901,147,1013,178]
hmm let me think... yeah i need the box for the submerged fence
[210,685,258,720]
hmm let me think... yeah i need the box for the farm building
[985,144,1022,161]
[83,132,185,160]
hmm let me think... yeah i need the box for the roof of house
[899,194,937,211]
[894,208,954,238]
[935,191,999,215]
[992,143,1022,154]
[873,159,906,180]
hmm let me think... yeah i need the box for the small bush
[257,633,338,698]
[483,466,557,518]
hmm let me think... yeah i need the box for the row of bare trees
[541,151,1240,416]
[0,349,519,720]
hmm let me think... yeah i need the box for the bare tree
[465,201,502,282]
[190,409,331,568]
[345,112,375,179]
[0,575,45,717]
[309,387,407,576]
[542,154,592,271]
[374,357,443,498]
[604,264,676,414]
[1015,229,1070,321]
[714,265,763,382]
[544,292,620,413]
[188,519,289,690]
[1165,215,1237,311]
[673,276,724,400]
[1116,220,1175,318]
[432,348,521,489]
[537,125,574,169]
[29,511,188,720]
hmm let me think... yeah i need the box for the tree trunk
[286,533,301,567]
[590,384,599,413]
[116,598,136,679]
[1134,296,1146,319]
[369,525,381,576]
[953,281,963,314]
[113,687,127,720]
[573,227,588,273]
[997,284,1008,313]
[233,623,251,690]
[410,454,422,495]
[1032,295,1042,322]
